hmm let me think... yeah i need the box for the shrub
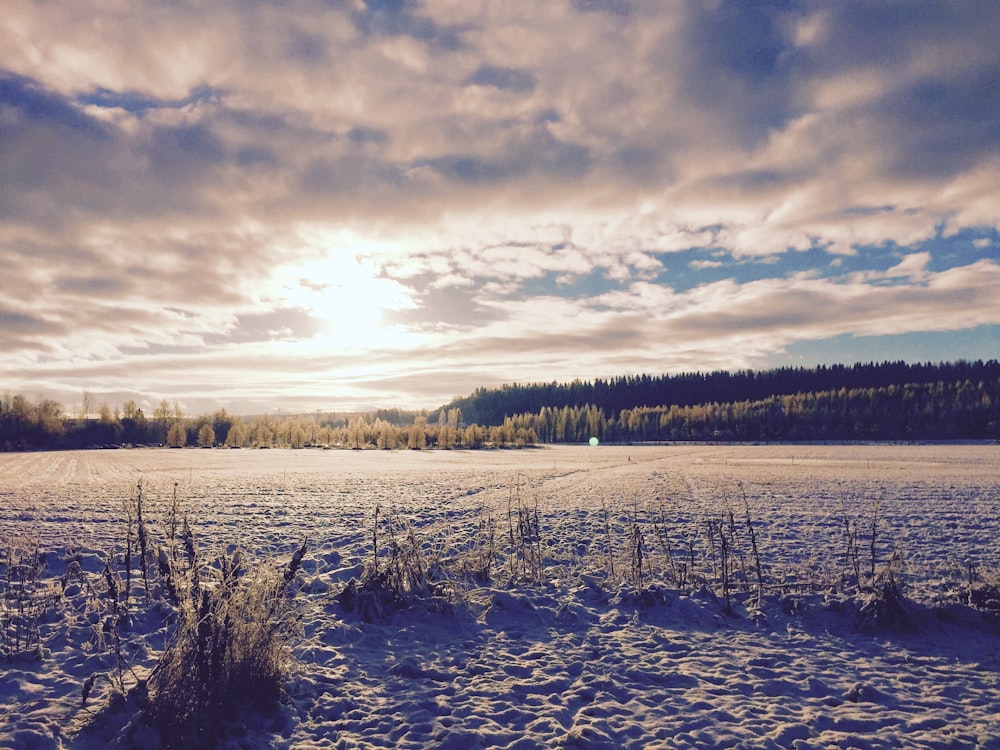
[143,539,307,748]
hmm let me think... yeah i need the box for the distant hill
[434,360,1000,429]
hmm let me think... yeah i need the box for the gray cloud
[383,279,506,330]
[206,308,328,345]
[1,1,998,412]
[0,308,62,337]
[673,1,800,149]
[6,2,996,234]
[571,0,632,16]
[53,275,130,297]
[465,65,537,93]
[349,0,467,50]
[875,68,1000,180]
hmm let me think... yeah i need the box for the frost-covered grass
[2,479,309,748]
[2,444,999,748]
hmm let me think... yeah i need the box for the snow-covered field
[2,444,999,748]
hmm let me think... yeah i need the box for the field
[2,444,999,748]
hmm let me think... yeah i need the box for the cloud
[690,260,724,270]
[881,252,932,283]
[1,1,998,411]
[6,2,998,245]
[464,65,537,93]
[571,0,632,16]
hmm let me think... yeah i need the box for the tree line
[3,360,998,450]
[441,359,1000,427]
[498,378,999,443]
[0,395,538,451]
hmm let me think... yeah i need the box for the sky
[2,1,999,417]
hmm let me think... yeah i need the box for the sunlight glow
[278,249,417,349]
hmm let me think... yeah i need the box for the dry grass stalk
[1,534,50,659]
[628,523,645,588]
[601,500,616,580]
[339,504,446,620]
[741,486,764,609]
[144,539,308,748]
[506,482,543,583]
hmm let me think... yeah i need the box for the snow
[2,444,999,748]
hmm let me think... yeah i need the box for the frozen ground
[2,444,999,748]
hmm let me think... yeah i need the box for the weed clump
[855,550,914,633]
[143,539,307,748]
[56,480,310,748]
[337,504,452,620]
[1,535,50,659]
[337,502,504,621]
[968,583,1000,613]
[966,566,1000,614]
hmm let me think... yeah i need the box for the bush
[143,540,307,747]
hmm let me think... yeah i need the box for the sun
[280,254,416,348]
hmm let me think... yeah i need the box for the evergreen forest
[435,360,1000,443]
